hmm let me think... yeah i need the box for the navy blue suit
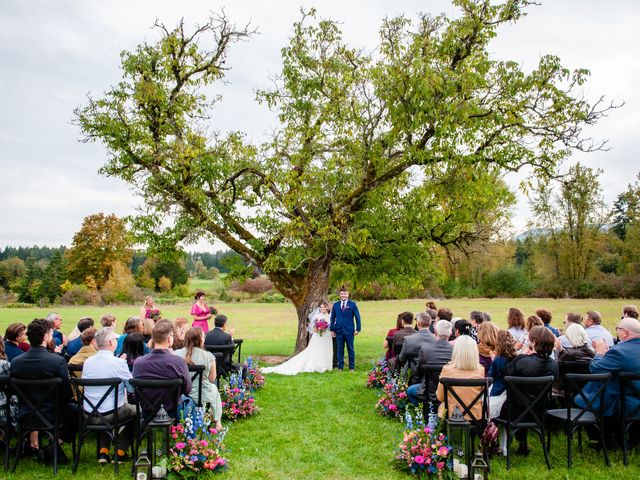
[576,337,640,417]
[330,299,361,370]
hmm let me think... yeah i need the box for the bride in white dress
[262,303,333,375]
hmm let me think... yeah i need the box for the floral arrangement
[208,306,218,315]
[168,404,228,478]
[242,356,265,391]
[221,373,259,421]
[395,410,455,479]
[146,308,161,320]
[375,375,408,419]
[313,317,329,336]
[367,357,391,388]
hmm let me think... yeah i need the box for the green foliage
[37,250,68,303]
[17,256,44,303]
[482,265,534,297]
[59,283,103,306]
[0,256,26,290]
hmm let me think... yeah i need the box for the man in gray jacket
[406,320,454,408]
[399,312,436,384]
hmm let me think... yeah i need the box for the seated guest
[132,320,192,416]
[65,317,95,356]
[47,312,67,348]
[488,330,517,418]
[500,326,558,454]
[68,328,98,375]
[449,319,472,346]
[537,308,560,337]
[477,322,499,375]
[399,312,436,382]
[559,312,584,349]
[406,320,453,407]
[0,340,18,430]
[584,310,614,347]
[576,318,640,418]
[382,314,404,361]
[426,308,437,334]
[506,308,526,344]
[389,312,416,369]
[82,328,136,463]
[174,327,223,430]
[426,301,438,311]
[556,323,595,363]
[519,315,543,354]
[622,304,639,320]
[142,318,154,344]
[120,333,147,372]
[172,317,189,350]
[469,311,485,342]
[10,318,76,462]
[482,312,492,323]
[100,313,119,338]
[436,336,485,419]
[4,322,28,361]
[205,315,244,378]
[115,317,148,357]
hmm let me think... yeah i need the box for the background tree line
[1,165,639,307]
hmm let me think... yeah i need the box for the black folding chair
[10,377,75,475]
[440,377,492,471]
[204,344,237,380]
[233,338,244,363]
[70,377,135,474]
[494,375,554,471]
[619,372,640,466]
[129,378,182,467]
[554,361,592,404]
[211,352,224,388]
[188,365,206,407]
[67,363,84,375]
[0,375,10,471]
[546,372,611,468]
[419,363,446,419]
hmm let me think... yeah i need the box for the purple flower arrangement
[395,411,455,479]
[313,318,330,336]
[168,405,228,477]
[242,357,265,391]
[146,308,161,320]
[367,357,391,388]
[221,373,259,421]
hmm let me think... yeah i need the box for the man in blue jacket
[330,287,361,371]
[576,317,640,418]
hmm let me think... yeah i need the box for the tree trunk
[289,256,331,354]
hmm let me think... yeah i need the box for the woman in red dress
[190,291,213,333]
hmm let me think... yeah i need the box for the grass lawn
[1,298,639,478]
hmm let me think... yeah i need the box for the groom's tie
[341,301,346,311]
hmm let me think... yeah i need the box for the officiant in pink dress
[190,291,213,333]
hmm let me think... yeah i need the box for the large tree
[76,1,615,352]
[66,213,133,288]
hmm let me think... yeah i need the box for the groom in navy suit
[330,287,361,371]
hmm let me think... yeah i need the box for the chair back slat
[564,372,611,422]
[188,365,205,407]
[71,377,122,426]
[440,377,492,431]
[620,372,640,420]
[10,377,62,430]
[130,378,182,431]
[503,375,554,426]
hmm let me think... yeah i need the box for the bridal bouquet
[395,410,455,479]
[146,308,161,320]
[168,404,228,478]
[367,358,391,388]
[242,357,265,391]
[313,318,330,336]
[375,375,409,419]
[221,373,259,421]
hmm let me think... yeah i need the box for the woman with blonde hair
[436,336,485,419]
[477,322,499,375]
[174,327,223,430]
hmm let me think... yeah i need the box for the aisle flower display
[168,404,228,478]
[367,357,390,388]
[395,410,455,479]
[375,375,408,419]
[221,373,259,421]
[243,356,265,391]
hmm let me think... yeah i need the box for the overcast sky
[1,0,638,252]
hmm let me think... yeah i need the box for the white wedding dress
[262,311,333,375]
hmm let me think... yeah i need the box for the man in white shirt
[584,310,614,347]
[82,328,136,464]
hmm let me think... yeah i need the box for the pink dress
[191,302,210,333]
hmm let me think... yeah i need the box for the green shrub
[481,266,534,298]
[256,293,287,303]
[60,284,103,306]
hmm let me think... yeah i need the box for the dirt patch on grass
[254,355,289,365]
